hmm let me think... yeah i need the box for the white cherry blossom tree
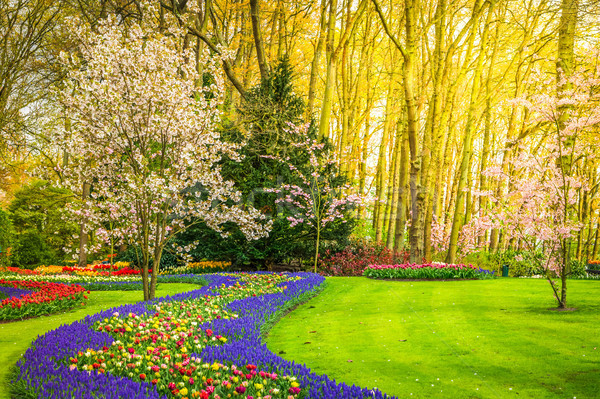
[54,15,270,299]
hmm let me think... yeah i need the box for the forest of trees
[1,0,599,288]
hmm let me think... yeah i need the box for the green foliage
[489,249,545,277]
[174,58,356,269]
[8,180,77,264]
[114,246,183,272]
[0,209,14,266]
[569,259,588,278]
[11,231,55,268]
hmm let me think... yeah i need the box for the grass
[266,277,600,399]
[0,283,203,399]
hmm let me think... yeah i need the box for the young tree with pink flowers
[53,15,270,300]
[473,65,599,308]
[264,125,364,273]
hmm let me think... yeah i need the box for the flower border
[15,272,395,399]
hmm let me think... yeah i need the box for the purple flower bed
[14,272,395,398]
[0,285,34,299]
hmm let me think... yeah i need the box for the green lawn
[266,277,600,399]
[0,283,203,399]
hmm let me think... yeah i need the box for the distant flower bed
[161,261,232,275]
[587,260,600,271]
[15,272,395,399]
[0,279,88,321]
[34,263,139,277]
[0,271,207,291]
[0,266,39,276]
[363,263,495,280]
[318,240,410,276]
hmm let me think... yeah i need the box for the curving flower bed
[15,272,395,399]
[0,270,207,291]
[363,263,495,280]
[0,280,88,321]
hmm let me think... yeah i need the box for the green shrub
[0,209,13,266]
[490,249,544,277]
[569,259,588,278]
[9,180,77,261]
[11,231,56,268]
[172,59,355,270]
[114,246,182,272]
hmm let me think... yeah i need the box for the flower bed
[161,261,232,275]
[0,272,208,292]
[0,267,39,276]
[363,263,495,280]
[15,272,394,398]
[34,263,139,277]
[318,240,410,276]
[0,280,88,321]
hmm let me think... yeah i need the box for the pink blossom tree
[53,15,270,299]
[473,66,599,308]
[263,124,364,272]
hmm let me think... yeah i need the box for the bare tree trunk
[554,0,579,308]
[249,0,269,81]
[318,0,338,139]
[447,0,488,263]
[306,0,328,119]
[78,182,91,267]
[394,117,410,253]
[592,218,600,260]
[386,126,402,249]
[374,87,393,241]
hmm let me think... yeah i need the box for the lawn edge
[260,279,327,339]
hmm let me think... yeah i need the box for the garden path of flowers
[13,272,395,399]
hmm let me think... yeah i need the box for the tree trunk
[554,0,579,308]
[374,87,393,241]
[386,127,402,249]
[249,0,269,81]
[402,0,422,263]
[422,0,447,261]
[317,0,338,139]
[446,0,489,263]
[592,219,599,260]
[306,0,328,119]
[394,117,410,253]
[314,224,321,273]
[78,182,91,267]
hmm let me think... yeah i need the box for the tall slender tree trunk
[249,0,269,81]
[592,218,600,261]
[422,0,447,261]
[554,0,579,308]
[387,126,402,249]
[394,117,410,253]
[78,182,91,267]
[358,110,370,219]
[306,0,328,119]
[446,0,489,263]
[318,0,338,139]
[374,87,393,241]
